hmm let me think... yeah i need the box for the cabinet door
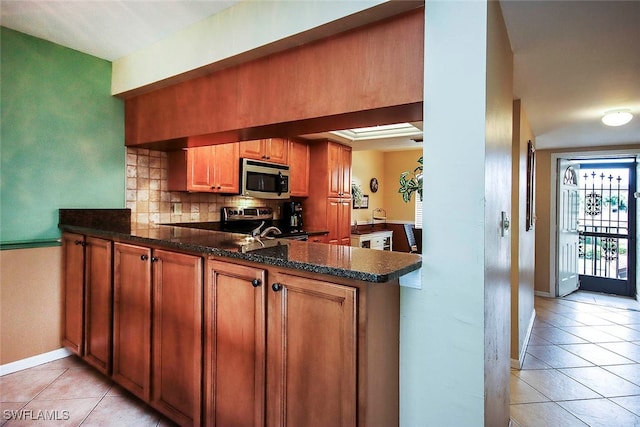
[61,233,85,355]
[267,272,357,427]
[338,200,352,245]
[151,250,203,426]
[326,199,341,245]
[187,146,215,192]
[212,142,240,193]
[327,143,343,198]
[113,243,152,401]
[266,138,288,164]
[239,139,264,160]
[326,199,351,246]
[205,260,266,427]
[288,139,309,197]
[239,139,287,164]
[83,237,112,375]
[327,143,351,197]
[340,145,352,197]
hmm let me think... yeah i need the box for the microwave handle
[277,172,284,196]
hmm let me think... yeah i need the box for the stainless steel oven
[241,158,290,199]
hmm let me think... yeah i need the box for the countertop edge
[59,224,422,284]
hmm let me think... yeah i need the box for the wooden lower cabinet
[61,233,113,375]
[113,243,203,426]
[288,139,310,197]
[267,272,357,427]
[327,198,352,245]
[83,237,113,375]
[64,235,398,427]
[61,233,86,356]
[151,249,203,426]
[205,260,266,427]
[204,258,397,427]
[113,243,152,401]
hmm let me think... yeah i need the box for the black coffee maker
[282,201,303,232]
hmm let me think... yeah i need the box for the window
[414,197,422,229]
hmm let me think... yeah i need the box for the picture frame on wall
[353,195,369,209]
[526,140,535,231]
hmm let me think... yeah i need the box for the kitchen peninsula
[59,209,421,427]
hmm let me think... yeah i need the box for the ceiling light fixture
[602,109,633,127]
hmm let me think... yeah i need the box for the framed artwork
[526,140,535,231]
[353,195,369,209]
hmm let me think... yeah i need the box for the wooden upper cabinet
[168,142,240,193]
[305,140,352,245]
[327,142,352,198]
[306,140,351,199]
[288,139,310,197]
[240,138,288,164]
[340,145,352,197]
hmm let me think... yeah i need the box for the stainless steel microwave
[241,158,290,199]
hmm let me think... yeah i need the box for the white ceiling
[2,1,639,151]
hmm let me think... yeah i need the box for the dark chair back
[403,224,417,253]
[412,227,422,254]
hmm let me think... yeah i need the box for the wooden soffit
[125,7,424,150]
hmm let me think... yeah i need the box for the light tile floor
[511,291,640,427]
[0,356,176,426]
[2,291,639,426]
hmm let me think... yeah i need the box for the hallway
[511,291,640,426]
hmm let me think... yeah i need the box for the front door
[557,159,581,296]
[577,160,637,297]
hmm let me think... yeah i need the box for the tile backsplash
[126,147,280,224]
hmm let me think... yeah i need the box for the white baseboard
[511,309,536,370]
[534,290,553,298]
[0,348,73,376]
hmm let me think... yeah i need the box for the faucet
[259,226,283,238]
[251,221,265,237]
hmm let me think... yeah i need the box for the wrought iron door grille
[578,168,630,280]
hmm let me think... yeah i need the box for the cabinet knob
[151,257,159,263]
[140,254,149,261]
[251,278,261,287]
[74,240,87,247]
[272,283,283,292]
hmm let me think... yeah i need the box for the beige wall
[351,150,385,224]
[0,246,62,364]
[352,149,422,224]
[510,100,536,365]
[483,2,514,424]
[383,149,423,223]
[534,143,640,295]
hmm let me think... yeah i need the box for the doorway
[577,159,637,297]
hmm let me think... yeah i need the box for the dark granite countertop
[59,210,421,283]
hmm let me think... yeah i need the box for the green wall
[1,28,125,246]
